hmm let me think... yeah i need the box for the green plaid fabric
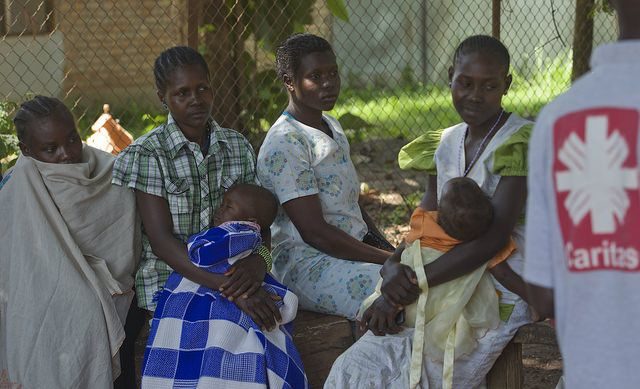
[112,115,257,310]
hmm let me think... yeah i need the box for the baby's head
[438,177,493,241]
[15,95,82,164]
[213,183,278,231]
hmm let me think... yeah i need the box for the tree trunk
[492,0,501,40]
[571,0,595,82]
[202,0,245,132]
[187,0,199,49]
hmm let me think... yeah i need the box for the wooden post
[492,0,501,40]
[44,0,56,33]
[201,0,245,130]
[571,0,595,81]
[420,0,428,84]
[187,0,199,49]
[486,341,523,389]
[292,311,355,389]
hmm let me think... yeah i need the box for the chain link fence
[0,0,618,237]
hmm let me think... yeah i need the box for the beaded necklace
[460,109,504,177]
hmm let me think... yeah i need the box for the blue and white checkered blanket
[142,221,308,388]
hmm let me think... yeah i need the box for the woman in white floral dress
[257,33,395,319]
[326,35,534,389]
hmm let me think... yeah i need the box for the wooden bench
[292,311,355,388]
[293,311,558,389]
[486,321,558,389]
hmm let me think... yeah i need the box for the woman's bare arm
[135,191,229,290]
[419,174,439,211]
[526,283,555,319]
[283,194,392,264]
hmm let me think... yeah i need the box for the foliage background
[0,0,618,216]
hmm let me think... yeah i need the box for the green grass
[2,51,573,166]
[0,50,571,177]
[66,50,572,146]
[329,51,572,142]
[329,80,570,143]
[71,74,569,146]
[330,87,459,142]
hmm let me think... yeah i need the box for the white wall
[331,0,424,87]
[0,31,65,101]
[332,0,618,87]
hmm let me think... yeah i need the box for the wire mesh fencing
[0,0,618,235]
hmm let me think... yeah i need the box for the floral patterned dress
[257,113,381,319]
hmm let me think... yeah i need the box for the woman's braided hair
[13,95,73,143]
[453,34,510,72]
[275,33,333,81]
[153,46,210,94]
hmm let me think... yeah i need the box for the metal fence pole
[492,0,501,40]
[188,0,200,49]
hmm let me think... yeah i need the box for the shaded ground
[522,344,563,388]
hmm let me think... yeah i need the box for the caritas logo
[553,108,640,272]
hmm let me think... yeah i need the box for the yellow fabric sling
[359,209,512,388]
[408,240,429,389]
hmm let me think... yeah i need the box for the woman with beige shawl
[0,96,140,389]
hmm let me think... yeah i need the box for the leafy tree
[196,0,348,141]
[572,0,613,81]
[0,101,19,173]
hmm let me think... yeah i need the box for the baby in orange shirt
[359,177,531,331]
[407,177,527,299]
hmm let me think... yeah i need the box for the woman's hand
[220,253,266,300]
[360,296,403,336]
[234,287,283,331]
[380,261,421,307]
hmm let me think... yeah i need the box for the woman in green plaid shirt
[112,46,281,329]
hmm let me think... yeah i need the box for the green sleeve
[111,144,166,198]
[492,124,533,176]
[397,129,442,174]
